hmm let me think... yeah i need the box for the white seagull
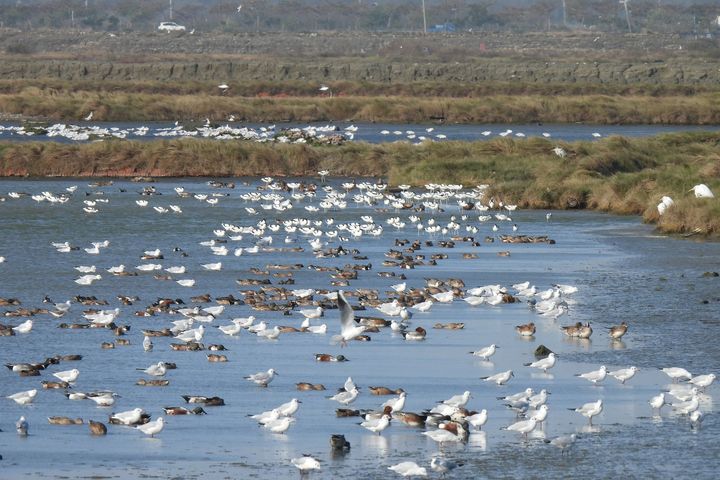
[524,353,558,373]
[481,370,514,385]
[571,399,603,425]
[575,366,607,384]
[662,367,692,382]
[53,368,80,383]
[244,368,277,387]
[360,414,391,435]
[608,366,639,384]
[137,417,165,437]
[7,389,38,405]
[469,344,498,360]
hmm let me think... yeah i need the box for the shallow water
[0,178,718,479]
[1,121,718,144]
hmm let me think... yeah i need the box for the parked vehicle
[158,22,186,32]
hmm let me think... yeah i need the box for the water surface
[0,178,718,479]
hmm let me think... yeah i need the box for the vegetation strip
[1,132,717,235]
[2,91,720,124]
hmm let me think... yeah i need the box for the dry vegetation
[2,89,720,125]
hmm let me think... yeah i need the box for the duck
[207,354,228,362]
[181,395,225,406]
[163,406,207,415]
[608,321,628,339]
[561,322,583,337]
[315,353,348,362]
[48,417,84,425]
[296,382,326,391]
[369,386,405,396]
[88,420,107,435]
[402,326,427,341]
[136,379,170,387]
[515,322,536,336]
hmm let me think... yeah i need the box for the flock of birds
[0,122,614,145]
[0,175,716,478]
[656,184,715,216]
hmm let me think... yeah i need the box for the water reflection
[360,434,389,455]
[610,339,627,350]
[562,337,592,350]
[467,431,487,451]
[474,360,495,369]
[651,415,664,424]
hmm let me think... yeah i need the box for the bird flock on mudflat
[0,174,716,478]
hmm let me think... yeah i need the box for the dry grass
[1,89,720,124]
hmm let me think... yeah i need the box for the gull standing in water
[360,413,391,435]
[504,415,539,439]
[469,344,498,361]
[524,353,558,373]
[575,366,607,385]
[466,409,488,430]
[245,368,277,387]
[649,393,666,415]
[608,366,638,384]
[480,370,514,385]
[661,367,692,382]
[545,433,578,455]
[440,391,472,408]
[137,417,164,437]
[53,369,80,383]
[689,373,716,391]
[570,400,603,425]
[329,387,359,405]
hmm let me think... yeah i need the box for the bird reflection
[563,337,592,350]
[467,431,487,451]
[361,433,389,455]
[475,360,495,369]
[579,425,601,434]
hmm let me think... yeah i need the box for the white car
[158,22,186,32]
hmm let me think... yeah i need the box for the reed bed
[1,89,720,125]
